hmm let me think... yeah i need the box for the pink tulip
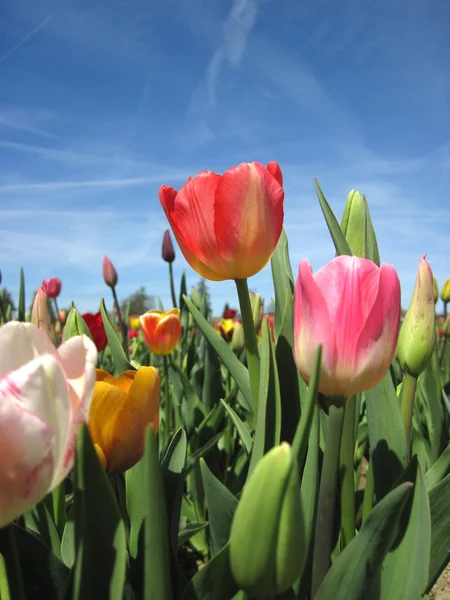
[0,322,97,526]
[102,256,118,288]
[42,277,62,299]
[293,256,401,398]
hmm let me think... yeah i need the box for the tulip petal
[293,260,335,394]
[0,355,71,525]
[153,314,183,355]
[266,161,283,187]
[0,322,57,378]
[214,162,284,279]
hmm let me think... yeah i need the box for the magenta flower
[293,255,401,398]
[42,277,62,299]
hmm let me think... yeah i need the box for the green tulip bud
[341,189,380,263]
[250,292,263,332]
[433,276,439,304]
[229,443,304,598]
[397,256,436,378]
[64,305,94,342]
[230,322,245,353]
[441,278,450,304]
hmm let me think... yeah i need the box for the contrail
[0,15,53,67]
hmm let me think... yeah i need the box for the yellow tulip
[89,367,159,472]
[139,309,182,355]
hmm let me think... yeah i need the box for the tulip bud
[229,443,304,598]
[443,316,450,338]
[230,322,245,353]
[102,256,118,288]
[250,292,263,332]
[441,279,450,304]
[397,256,436,378]
[341,190,379,262]
[42,277,62,299]
[31,287,56,344]
[190,287,202,310]
[162,229,175,263]
[433,276,439,304]
[64,306,94,343]
[140,309,182,355]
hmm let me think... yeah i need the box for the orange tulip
[159,161,284,281]
[140,309,182,355]
[89,367,159,472]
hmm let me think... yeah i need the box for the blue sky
[0,0,449,317]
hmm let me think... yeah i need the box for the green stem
[362,459,375,522]
[0,552,11,600]
[439,337,448,367]
[311,402,345,598]
[0,525,26,600]
[111,286,129,359]
[163,355,172,437]
[53,298,63,345]
[235,278,260,413]
[0,294,7,324]
[401,372,418,455]
[168,263,178,308]
[52,482,66,537]
[340,396,355,549]
[444,301,448,320]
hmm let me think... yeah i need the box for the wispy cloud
[0,15,53,66]
[0,106,59,139]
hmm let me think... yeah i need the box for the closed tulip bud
[229,443,303,598]
[64,307,94,343]
[140,309,182,355]
[42,277,62,299]
[230,322,245,352]
[340,190,379,262]
[397,256,436,378]
[441,279,450,304]
[0,322,97,526]
[102,256,118,288]
[294,256,401,399]
[89,367,159,471]
[250,292,263,332]
[190,287,202,310]
[433,276,439,304]
[162,229,175,263]
[31,287,56,344]
[159,161,284,281]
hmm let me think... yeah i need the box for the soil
[431,566,450,599]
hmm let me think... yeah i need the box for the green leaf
[248,318,282,476]
[170,361,207,417]
[0,525,26,600]
[183,295,252,412]
[425,442,450,491]
[271,229,295,341]
[18,267,25,322]
[375,457,431,600]
[100,298,135,376]
[366,372,408,500]
[340,190,380,265]
[126,457,147,560]
[416,354,444,464]
[3,524,70,600]
[72,425,127,600]
[427,471,450,590]
[315,482,413,600]
[314,179,352,257]
[220,399,253,457]
[144,427,172,600]
[178,520,209,547]
[201,337,224,411]
[61,505,75,568]
[24,501,61,559]
[181,543,238,600]
[200,458,238,555]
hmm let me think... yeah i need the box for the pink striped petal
[0,322,58,378]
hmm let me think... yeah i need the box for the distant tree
[197,278,212,315]
[265,298,275,314]
[0,287,16,316]
[122,286,155,315]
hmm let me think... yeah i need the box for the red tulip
[42,277,62,299]
[293,256,401,398]
[102,256,118,288]
[128,329,139,339]
[159,161,284,281]
[223,308,238,319]
[82,312,108,352]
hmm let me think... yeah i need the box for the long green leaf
[366,372,408,499]
[72,425,127,600]
[100,298,135,376]
[200,459,238,555]
[271,229,295,341]
[314,179,352,257]
[183,295,252,412]
[315,482,413,600]
[425,443,450,491]
[126,457,147,560]
[144,428,172,600]
[220,400,253,457]
[18,267,25,322]
[427,471,450,590]
[181,543,238,600]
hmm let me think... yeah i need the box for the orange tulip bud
[89,367,160,472]
[139,309,182,355]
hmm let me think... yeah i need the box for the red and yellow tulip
[140,309,182,355]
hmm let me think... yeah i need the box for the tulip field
[1,163,450,600]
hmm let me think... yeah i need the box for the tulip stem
[163,356,172,436]
[439,337,448,367]
[53,298,63,344]
[339,396,356,549]
[400,372,417,455]
[168,263,178,308]
[235,278,260,413]
[362,459,375,522]
[111,287,129,358]
[311,402,345,598]
[52,482,66,537]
